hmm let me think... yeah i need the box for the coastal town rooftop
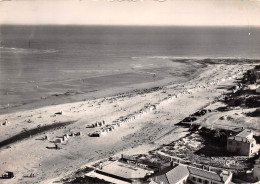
[85,158,155,183]
[228,129,255,143]
[150,164,189,184]
[98,160,154,179]
[149,163,232,184]
[86,171,130,184]
[85,157,232,184]
[236,129,254,138]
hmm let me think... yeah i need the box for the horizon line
[0,24,259,28]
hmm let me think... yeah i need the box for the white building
[227,129,257,157]
[149,163,232,184]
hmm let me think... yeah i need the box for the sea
[0,25,260,110]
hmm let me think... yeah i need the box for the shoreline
[0,59,258,184]
[1,58,256,116]
[0,58,207,116]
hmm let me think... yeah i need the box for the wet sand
[0,59,204,115]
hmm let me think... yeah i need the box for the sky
[0,0,260,26]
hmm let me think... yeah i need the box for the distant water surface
[0,26,259,109]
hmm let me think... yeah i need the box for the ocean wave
[130,56,258,60]
[0,46,59,54]
[130,56,207,60]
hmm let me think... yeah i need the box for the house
[149,164,189,184]
[149,163,232,184]
[227,129,257,156]
[86,155,157,184]
[86,155,232,184]
[188,166,232,184]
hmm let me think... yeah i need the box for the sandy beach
[0,61,254,183]
[1,0,260,182]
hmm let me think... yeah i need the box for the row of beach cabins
[51,131,82,144]
[45,131,82,150]
[88,104,157,137]
[88,67,246,137]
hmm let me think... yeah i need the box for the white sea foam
[131,55,259,60]
[0,46,58,54]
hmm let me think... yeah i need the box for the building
[188,166,232,184]
[149,163,232,184]
[86,155,233,184]
[227,129,257,157]
[149,164,189,184]
[86,155,158,183]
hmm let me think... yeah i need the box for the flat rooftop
[100,160,154,179]
[86,171,130,184]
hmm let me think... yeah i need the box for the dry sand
[0,63,252,184]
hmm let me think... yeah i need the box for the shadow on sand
[0,121,75,149]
